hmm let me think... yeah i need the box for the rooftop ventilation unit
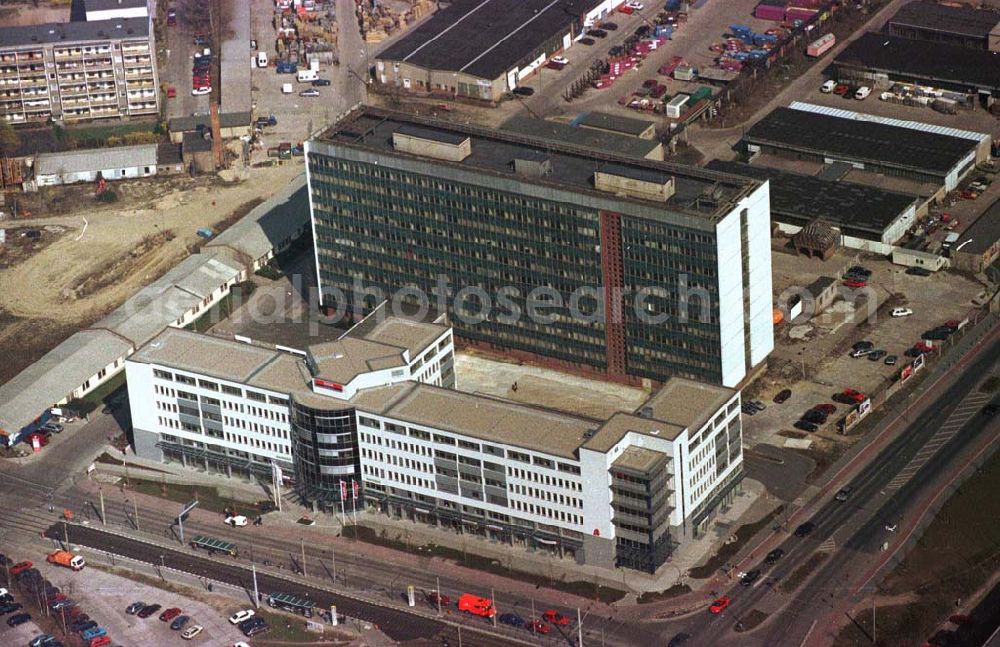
[392,124,471,162]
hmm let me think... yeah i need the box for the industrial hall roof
[745,106,978,175]
[705,160,918,240]
[834,33,1000,92]
[378,0,597,80]
[887,0,1000,39]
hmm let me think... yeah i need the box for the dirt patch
[0,163,302,388]
[0,226,68,270]
[73,230,176,299]
[638,583,692,604]
[0,310,80,385]
[779,552,828,594]
[979,375,1000,393]
[777,430,808,440]
[688,505,785,579]
[793,440,843,484]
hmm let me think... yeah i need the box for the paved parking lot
[163,0,213,121]
[744,248,985,444]
[0,611,44,647]
[39,559,247,647]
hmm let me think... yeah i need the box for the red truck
[458,594,496,618]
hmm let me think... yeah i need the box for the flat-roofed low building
[885,0,1000,51]
[744,103,989,191]
[706,159,920,254]
[125,309,743,573]
[575,111,658,140]
[834,33,1000,101]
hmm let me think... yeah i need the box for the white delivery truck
[281,82,293,94]
[257,51,268,68]
[297,69,318,83]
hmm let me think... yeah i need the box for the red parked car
[914,341,934,353]
[843,278,867,288]
[528,619,550,634]
[10,561,33,576]
[159,607,182,622]
[814,403,836,415]
[543,609,570,626]
[426,591,451,607]
[709,596,731,614]
[841,388,865,403]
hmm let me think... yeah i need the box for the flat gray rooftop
[887,0,1000,39]
[706,160,918,240]
[502,116,662,159]
[0,17,149,48]
[319,107,757,223]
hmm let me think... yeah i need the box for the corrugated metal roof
[0,330,133,436]
[789,101,991,143]
[35,145,159,176]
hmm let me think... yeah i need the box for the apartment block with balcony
[0,17,157,125]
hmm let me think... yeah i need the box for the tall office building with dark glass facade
[306,107,774,387]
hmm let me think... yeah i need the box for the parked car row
[0,554,72,647]
[820,79,871,100]
[497,608,570,634]
[126,600,204,639]
[192,48,212,96]
[741,400,766,415]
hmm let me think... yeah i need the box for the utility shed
[34,144,158,186]
[575,111,658,140]
[502,116,664,160]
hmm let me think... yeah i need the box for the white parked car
[820,79,836,93]
[181,625,203,640]
[855,86,871,100]
[229,609,255,624]
[891,307,913,318]
[626,1,644,8]
[550,56,569,65]
[885,523,897,532]
[191,86,211,96]
[225,515,248,527]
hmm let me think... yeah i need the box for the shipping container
[666,93,690,118]
[755,4,785,21]
[673,64,697,81]
[806,33,835,57]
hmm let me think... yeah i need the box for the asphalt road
[662,333,1000,646]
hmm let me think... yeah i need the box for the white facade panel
[742,182,774,369]
[715,209,746,387]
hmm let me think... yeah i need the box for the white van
[281,82,293,94]
[297,69,318,83]
[257,52,268,68]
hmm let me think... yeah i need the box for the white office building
[126,310,742,573]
